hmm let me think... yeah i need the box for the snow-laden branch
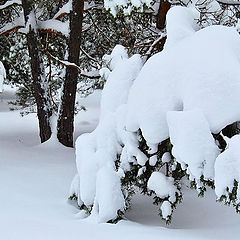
[144,32,167,60]
[53,0,72,20]
[81,70,100,79]
[0,0,21,10]
[38,20,69,37]
[80,47,98,62]
[46,51,100,79]
[0,15,24,36]
[217,0,240,4]
[0,16,69,37]
[46,51,81,70]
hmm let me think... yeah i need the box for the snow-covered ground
[1,85,240,240]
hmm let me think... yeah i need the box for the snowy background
[2,3,240,239]
[1,85,240,240]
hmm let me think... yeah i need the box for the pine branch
[0,0,21,10]
[217,0,240,5]
[0,15,24,36]
[46,51,100,79]
[53,0,72,20]
[80,47,98,62]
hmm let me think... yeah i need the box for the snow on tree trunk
[22,0,52,143]
[0,61,6,93]
[57,0,84,147]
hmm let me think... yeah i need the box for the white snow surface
[2,5,240,239]
[1,86,240,239]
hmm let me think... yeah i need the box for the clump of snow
[149,155,158,166]
[126,8,240,145]
[104,0,153,16]
[215,135,240,202]
[101,48,142,116]
[94,166,125,223]
[0,61,6,93]
[70,45,143,222]
[102,45,128,71]
[167,110,220,187]
[162,152,171,163]
[164,6,200,49]
[161,201,172,220]
[147,172,179,220]
[147,172,178,203]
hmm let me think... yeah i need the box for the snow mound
[126,16,240,145]
[164,6,200,49]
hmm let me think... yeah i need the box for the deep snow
[1,86,240,239]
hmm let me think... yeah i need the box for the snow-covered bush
[215,135,240,211]
[70,6,240,223]
[0,61,6,93]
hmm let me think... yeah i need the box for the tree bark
[22,0,52,143]
[57,0,84,147]
[156,1,171,30]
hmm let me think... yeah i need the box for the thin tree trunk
[22,0,52,143]
[57,0,84,147]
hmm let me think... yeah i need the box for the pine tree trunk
[22,0,52,143]
[57,0,84,147]
[156,1,171,30]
